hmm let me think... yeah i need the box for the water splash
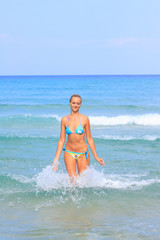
[35,165,160,191]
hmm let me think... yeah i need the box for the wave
[1,103,160,111]
[89,114,160,126]
[1,113,160,126]
[0,134,56,140]
[0,173,35,195]
[1,166,160,193]
[36,166,160,190]
[0,114,61,128]
[94,135,160,141]
[1,134,160,142]
[0,103,67,108]
[0,114,61,121]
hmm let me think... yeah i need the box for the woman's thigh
[77,151,90,175]
[64,152,77,180]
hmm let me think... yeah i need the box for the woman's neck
[70,111,79,117]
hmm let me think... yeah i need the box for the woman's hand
[95,157,105,167]
[52,159,59,171]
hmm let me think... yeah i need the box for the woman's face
[70,97,81,112]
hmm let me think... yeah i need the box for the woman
[52,94,105,182]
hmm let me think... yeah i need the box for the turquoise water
[0,75,160,239]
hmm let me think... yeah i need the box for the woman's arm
[52,117,66,170]
[85,117,105,167]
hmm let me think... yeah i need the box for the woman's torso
[65,113,88,151]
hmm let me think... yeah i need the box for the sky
[0,0,160,75]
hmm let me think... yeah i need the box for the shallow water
[0,75,160,239]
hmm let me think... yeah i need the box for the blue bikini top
[66,114,85,135]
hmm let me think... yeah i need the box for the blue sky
[0,0,160,75]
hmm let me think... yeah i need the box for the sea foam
[1,113,160,126]
[89,113,160,126]
[94,135,160,141]
[35,165,160,191]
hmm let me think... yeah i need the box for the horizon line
[0,74,160,77]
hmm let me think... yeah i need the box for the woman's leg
[64,152,77,182]
[77,151,90,175]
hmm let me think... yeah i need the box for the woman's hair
[69,94,82,103]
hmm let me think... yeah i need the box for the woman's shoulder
[61,115,68,124]
[80,113,89,122]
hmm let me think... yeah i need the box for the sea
[0,75,160,240]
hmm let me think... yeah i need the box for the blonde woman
[52,94,105,182]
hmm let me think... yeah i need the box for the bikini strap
[67,115,69,124]
[79,113,81,124]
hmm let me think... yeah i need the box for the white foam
[7,173,34,184]
[95,135,160,141]
[38,114,61,121]
[7,114,61,121]
[36,165,73,190]
[24,114,61,121]
[35,165,160,190]
[0,133,57,139]
[89,113,160,126]
[5,113,160,126]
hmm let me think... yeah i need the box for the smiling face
[69,97,81,112]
